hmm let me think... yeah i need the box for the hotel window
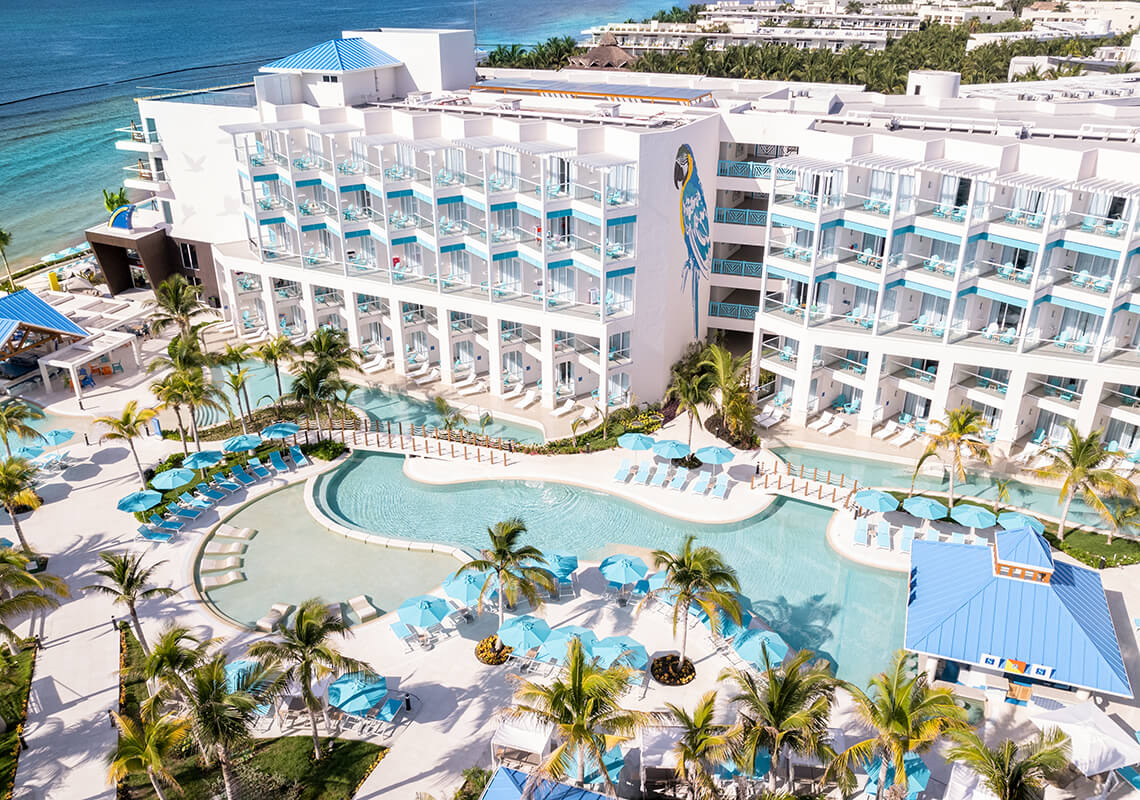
[321,75,339,83]
[455,340,474,367]
[548,266,574,300]
[608,372,630,404]
[493,208,518,236]
[929,239,957,263]
[503,350,523,379]
[605,274,633,314]
[608,331,630,361]
[179,243,199,271]
[557,361,575,390]
[501,321,522,341]
[497,258,522,293]
[444,148,466,176]
[868,170,893,203]
[447,251,470,282]
[897,174,915,213]
[494,151,519,187]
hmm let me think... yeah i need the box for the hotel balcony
[711,252,765,279]
[714,193,769,227]
[122,162,168,193]
[1060,209,1134,244]
[115,123,164,155]
[913,197,968,227]
[717,159,775,180]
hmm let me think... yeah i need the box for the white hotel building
[95,28,1140,454]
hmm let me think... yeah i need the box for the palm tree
[139,626,218,763]
[95,400,156,487]
[667,691,731,799]
[184,654,282,800]
[643,535,740,668]
[698,343,749,437]
[0,227,15,288]
[146,333,209,376]
[0,549,68,645]
[171,368,226,451]
[827,650,968,799]
[107,711,189,800]
[507,636,655,791]
[247,597,371,760]
[1034,423,1137,540]
[919,406,991,509]
[150,373,191,456]
[456,518,555,650]
[83,552,176,656]
[147,274,209,340]
[290,360,338,437]
[0,458,42,553]
[102,187,129,213]
[946,728,1070,800]
[256,335,296,413]
[1101,500,1140,545]
[303,326,361,375]
[222,368,251,433]
[993,478,1013,516]
[432,396,468,432]
[666,370,714,448]
[570,417,585,447]
[0,400,44,458]
[720,649,836,791]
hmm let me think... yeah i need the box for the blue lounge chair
[230,466,255,486]
[632,463,652,485]
[136,525,173,543]
[710,474,729,500]
[196,483,226,501]
[269,450,290,472]
[612,458,632,482]
[247,458,271,479]
[690,471,712,495]
[179,491,211,510]
[213,476,242,492]
[1118,766,1140,791]
[876,521,892,550]
[289,446,311,467]
[900,526,915,553]
[853,517,869,546]
[950,531,966,545]
[149,514,185,533]
[169,505,203,520]
[650,466,670,488]
[667,467,690,490]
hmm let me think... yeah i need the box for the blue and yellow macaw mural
[674,144,710,337]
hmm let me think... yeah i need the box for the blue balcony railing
[718,159,771,179]
[711,258,764,277]
[708,302,759,321]
[714,207,768,226]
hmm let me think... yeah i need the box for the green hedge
[524,404,671,455]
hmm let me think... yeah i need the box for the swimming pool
[200,484,460,627]
[200,359,545,444]
[771,445,1101,528]
[313,452,907,686]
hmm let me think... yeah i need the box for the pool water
[313,452,908,686]
[771,446,1102,528]
[201,484,459,627]
[200,359,545,444]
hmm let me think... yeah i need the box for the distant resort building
[906,528,1133,702]
[566,33,637,70]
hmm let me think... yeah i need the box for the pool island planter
[651,654,696,686]
[475,636,513,666]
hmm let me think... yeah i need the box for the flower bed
[475,636,513,666]
[651,654,696,686]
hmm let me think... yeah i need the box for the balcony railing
[711,258,764,277]
[1064,210,1130,240]
[117,124,160,144]
[124,165,167,182]
[708,301,759,320]
[846,194,893,217]
[718,160,772,179]
[715,207,768,226]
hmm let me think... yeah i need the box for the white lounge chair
[201,570,244,590]
[551,399,577,418]
[216,525,256,540]
[515,390,538,409]
[873,421,900,440]
[256,602,293,633]
[453,372,476,389]
[414,367,441,386]
[361,355,390,374]
[459,380,487,397]
[820,417,846,436]
[204,541,246,556]
[808,412,834,431]
[200,556,242,572]
[756,407,784,428]
[1013,443,1042,464]
[408,362,431,378]
[503,383,525,400]
[577,404,597,423]
[889,427,917,447]
[349,595,378,622]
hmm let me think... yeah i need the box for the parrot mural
[674,144,711,338]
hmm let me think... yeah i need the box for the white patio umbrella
[1030,700,1140,776]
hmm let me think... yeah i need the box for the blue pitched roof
[0,290,87,341]
[480,767,610,800]
[262,39,401,73]
[905,539,1132,697]
[995,527,1054,571]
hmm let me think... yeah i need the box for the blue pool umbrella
[224,659,258,693]
[695,445,734,476]
[397,595,450,628]
[578,744,624,786]
[617,433,655,451]
[854,489,899,513]
[42,429,74,447]
[442,571,495,607]
[182,450,224,470]
[151,468,195,490]
[701,605,753,640]
[328,672,388,716]
[734,629,791,667]
[902,495,948,521]
[599,554,648,586]
[373,696,402,722]
[222,433,263,453]
[999,512,1045,535]
[117,490,163,513]
[652,439,691,460]
[14,446,43,460]
[594,636,649,670]
[545,553,579,579]
[260,422,300,439]
[865,752,930,798]
[950,504,997,530]
[537,626,598,662]
[497,615,550,651]
[635,571,668,595]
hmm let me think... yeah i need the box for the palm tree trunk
[127,439,146,487]
[495,587,506,651]
[172,406,189,457]
[680,601,690,664]
[147,766,170,800]
[242,386,253,426]
[188,406,202,451]
[947,462,956,510]
[0,250,12,290]
[2,435,10,458]
[273,363,283,415]
[577,749,586,785]
[6,504,31,553]
[308,706,323,760]
[311,407,322,441]
[1058,492,1073,541]
[687,410,694,447]
[130,606,151,656]
[769,750,779,791]
[217,745,240,800]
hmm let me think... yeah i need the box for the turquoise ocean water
[0,0,664,267]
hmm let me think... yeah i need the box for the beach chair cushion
[612,458,632,482]
[289,446,311,467]
[137,525,173,543]
[269,450,290,472]
[710,474,729,499]
[230,466,255,485]
[248,458,271,479]
[149,514,185,532]
[196,483,226,501]
[649,466,670,488]
[690,471,712,494]
[668,468,689,490]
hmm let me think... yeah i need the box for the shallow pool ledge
[825,512,911,574]
[400,450,780,526]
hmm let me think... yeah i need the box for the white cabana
[943,762,1001,800]
[491,716,554,769]
[639,726,681,792]
[38,330,142,405]
[1030,700,1140,776]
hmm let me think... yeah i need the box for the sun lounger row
[853,519,989,552]
[807,412,847,436]
[613,460,731,499]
